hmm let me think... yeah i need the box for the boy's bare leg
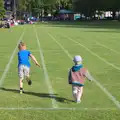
[73,92,77,101]
[20,79,23,88]
[77,87,83,102]
[20,79,24,94]
[24,66,32,85]
[26,76,32,85]
[72,85,78,102]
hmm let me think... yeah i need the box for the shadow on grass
[0,87,74,104]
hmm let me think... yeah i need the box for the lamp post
[41,0,43,21]
[13,0,16,19]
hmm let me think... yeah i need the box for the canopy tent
[59,9,74,14]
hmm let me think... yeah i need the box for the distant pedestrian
[6,20,12,32]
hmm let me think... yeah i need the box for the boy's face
[74,61,82,65]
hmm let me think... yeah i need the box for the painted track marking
[34,26,58,108]
[48,33,120,109]
[0,28,25,88]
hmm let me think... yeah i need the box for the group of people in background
[0,19,14,29]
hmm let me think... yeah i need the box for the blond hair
[18,42,26,50]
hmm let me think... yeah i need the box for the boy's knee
[26,75,30,79]
[20,78,23,82]
[73,89,77,95]
[18,73,24,80]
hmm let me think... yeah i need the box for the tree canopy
[0,0,5,18]
[17,0,72,17]
[73,0,120,17]
[16,0,120,19]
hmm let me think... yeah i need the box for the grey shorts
[18,65,30,80]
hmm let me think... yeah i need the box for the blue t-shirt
[18,50,31,67]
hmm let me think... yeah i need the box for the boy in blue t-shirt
[18,42,40,94]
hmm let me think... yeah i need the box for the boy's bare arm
[30,54,40,67]
[85,70,93,81]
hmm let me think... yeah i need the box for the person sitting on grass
[18,42,40,94]
[68,55,92,103]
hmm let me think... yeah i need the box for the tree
[73,0,102,17]
[17,0,72,19]
[56,0,72,10]
[0,0,5,18]
[73,0,120,19]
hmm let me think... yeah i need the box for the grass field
[0,21,120,120]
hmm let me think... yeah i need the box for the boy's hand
[36,63,40,67]
[30,54,40,67]
[89,79,92,82]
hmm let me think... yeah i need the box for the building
[4,0,18,12]
[4,0,14,11]
[4,0,18,19]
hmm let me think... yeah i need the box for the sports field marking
[48,33,120,109]
[66,36,120,71]
[0,107,117,111]
[45,50,65,52]
[80,35,120,54]
[30,50,39,52]
[0,28,25,88]
[95,41,120,55]
[48,33,72,59]
[34,26,58,108]
[103,83,120,87]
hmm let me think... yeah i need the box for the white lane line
[0,107,117,111]
[0,28,25,88]
[95,41,120,55]
[48,33,120,109]
[48,33,72,59]
[68,36,120,71]
[34,26,58,108]
[103,83,120,87]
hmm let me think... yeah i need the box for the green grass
[0,21,120,120]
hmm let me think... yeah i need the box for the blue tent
[59,9,74,14]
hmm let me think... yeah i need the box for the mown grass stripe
[0,107,117,111]
[95,41,120,55]
[67,36,120,71]
[48,33,120,109]
[34,26,58,108]
[0,28,25,88]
